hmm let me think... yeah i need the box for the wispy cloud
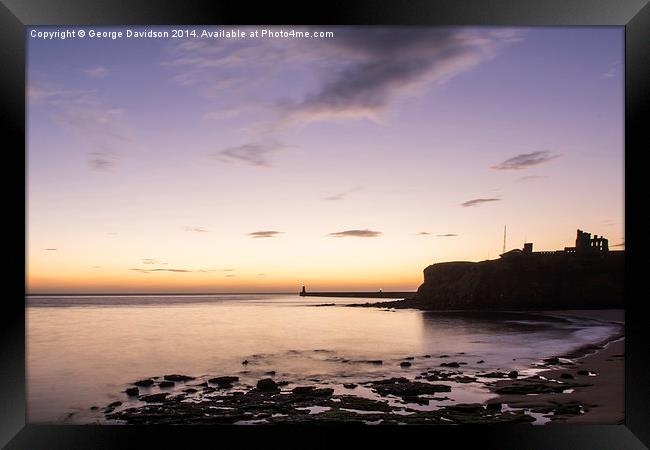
[516,175,549,183]
[277,28,520,126]
[88,151,116,171]
[324,186,364,201]
[45,248,58,251]
[328,229,382,238]
[461,198,501,208]
[166,27,520,129]
[142,258,167,265]
[248,231,283,238]
[417,231,431,235]
[491,151,559,171]
[215,142,288,167]
[437,233,458,237]
[184,226,209,233]
[28,83,133,171]
[130,268,216,274]
[83,66,109,78]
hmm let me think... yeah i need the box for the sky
[26,26,624,293]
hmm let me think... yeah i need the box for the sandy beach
[487,309,624,424]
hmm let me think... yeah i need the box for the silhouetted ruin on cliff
[395,229,624,311]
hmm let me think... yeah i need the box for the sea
[26,294,624,424]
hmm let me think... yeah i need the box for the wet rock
[291,386,334,397]
[494,378,590,395]
[577,370,596,376]
[560,373,574,379]
[159,381,175,388]
[365,360,383,365]
[486,402,502,411]
[208,376,239,387]
[90,406,99,411]
[543,357,560,365]
[125,387,139,397]
[292,386,316,395]
[242,360,249,365]
[508,371,519,379]
[256,378,279,391]
[400,361,412,368]
[440,362,460,368]
[478,371,508,378]
[368,378,451,399]
[335,395,393,412]
[105,401,122,412]
[446,403,484,413]
[403,396,429,405]
[451,376,477,384]
[139,393,169,402]
[164,374,195,382]
[343,383,358,389]
[423,355,431,358]
[183,388,198,394]
[134,379,155,387]
[277,381,290,386]
[404,356,415,360]
[439,354,449,358]
[477,360,485,364]
[265,371,276,376]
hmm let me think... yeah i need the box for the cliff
[395,252,624,310]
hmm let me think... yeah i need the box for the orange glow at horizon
[26,27,624,294]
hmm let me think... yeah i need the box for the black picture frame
[2,0,648,448]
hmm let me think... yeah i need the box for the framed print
[2,0,649,448]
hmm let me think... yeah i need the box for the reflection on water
[26,295,622,424]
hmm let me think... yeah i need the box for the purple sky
[27,26,624,293]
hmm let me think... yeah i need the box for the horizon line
[25,290,419,296]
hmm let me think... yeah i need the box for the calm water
[26,294,623,424]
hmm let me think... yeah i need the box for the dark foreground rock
[125,387,139,397]
[256,378,279,391]
[105,387,538,425]
[139,393,169,403]
[492,377,592,395]
[103,366,603,425]
[208,376,239,387]
[164,374,195,382]
[366,378,451,401]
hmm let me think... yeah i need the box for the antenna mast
[503,225,507,254]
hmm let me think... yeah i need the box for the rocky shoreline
[95,328,622,425]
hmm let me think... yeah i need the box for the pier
[299,286,414,299]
